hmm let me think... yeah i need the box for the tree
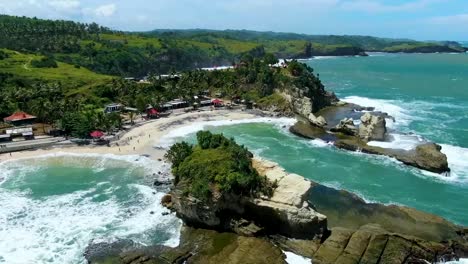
[135,95,147,113]
[165,141,193,178]
[304,42,313,58]
[263,53,278,65]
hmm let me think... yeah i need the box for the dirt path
[23,57,32,71]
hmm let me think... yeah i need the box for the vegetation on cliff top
[165,131,276,201]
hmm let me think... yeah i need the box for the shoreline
[0,110,262,163]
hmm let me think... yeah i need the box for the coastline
[0,110,262,163]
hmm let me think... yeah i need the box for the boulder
[330,118,357,136]
[308,113,327,127]
[396,143,450,174]
[358,113,387,141]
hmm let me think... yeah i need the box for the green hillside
[0,49,111,88]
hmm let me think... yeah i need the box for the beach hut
[146,108,159,119]
[3,111,37,126]
[90,130,104,138]
[212,99,224,107]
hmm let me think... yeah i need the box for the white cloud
[429,13,468,25]
[340,0,442,13]
[47,0,80,11]
[93,3,116,17]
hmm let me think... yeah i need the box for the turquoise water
[0,154,180,264]
[175,53,468,227]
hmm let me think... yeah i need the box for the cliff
[162,157,328,240]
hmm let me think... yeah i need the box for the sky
[0,0,467,41]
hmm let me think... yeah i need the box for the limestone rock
[330,118,357,136]
[308,113,327,127]
[389,143,449,174]
[358,113,387,141]
[163,158,328,240]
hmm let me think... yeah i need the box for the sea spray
[0,154,181,264]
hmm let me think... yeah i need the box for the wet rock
[330,118,357,136]
[308,113,327,127]
[290,121,336,141]
[397,143,449,174]
[358,113,387,141]
[333,139,450,174]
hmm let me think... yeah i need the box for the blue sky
[0,0,467,40]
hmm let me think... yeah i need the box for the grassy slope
[0,49,112,91]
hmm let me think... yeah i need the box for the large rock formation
[85,159,467,264]
[308,113,327,127]
[358,113,387,141]
[277,224,466,264]
[330,118,357,136]
[162,158,328,240]
[85,227,288,264]
[289,104,450,174]
[334,139,450,174]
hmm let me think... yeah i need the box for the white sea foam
[157,117,296,148]
[443,259,468,264]
[342,95,414,128]
[0,155,181,264]
[368,133,424,151]
[342,95,468,183]
[308,138,333,148]
[440,144,468,182]
[284,251,312,264]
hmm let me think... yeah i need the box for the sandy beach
[0,110,260,163]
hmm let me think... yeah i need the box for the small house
[104,103,123,113]
[3,111,37,126]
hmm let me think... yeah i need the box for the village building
[3,111,37,126]
[104,103,123,113]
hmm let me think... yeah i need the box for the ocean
[1,53,467,263]
[0,154,181,264]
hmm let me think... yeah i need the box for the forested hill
[147,29,467,53]
[1,15,465,79]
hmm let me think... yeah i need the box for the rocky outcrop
[249,158,328,239]
[277,224,464,264]
[330,118,357,136]
[334,139,450,174]
[283,81,338,117]
[162,158,328,240]
[85,227,288,264]
[397,143,450,174]
[308,113,327,127]
[289,103,449,174]
[358,113,387,141]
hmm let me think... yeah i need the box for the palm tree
[128,112,135,125]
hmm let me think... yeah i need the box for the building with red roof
[3,111,37,126]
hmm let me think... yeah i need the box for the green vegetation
[257,93,291,113]
[30,57,58,68]
[0,50,8,60]
[2,15,460,139]
[166,131,276,200]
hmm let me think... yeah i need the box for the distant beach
[0,110,261,163]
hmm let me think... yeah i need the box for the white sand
[0,110,258,163]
